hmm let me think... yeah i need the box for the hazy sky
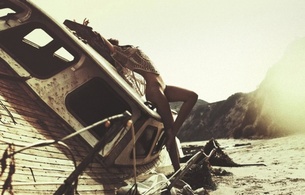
[32,0,305,102]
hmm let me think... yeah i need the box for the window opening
[66,77,131,139]
[0,23,78,78]
[54,47,75,62]
[0,8,16,18]
[133,125,158,158]
[23,28,53,48]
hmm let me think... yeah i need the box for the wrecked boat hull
[0,0,166,193]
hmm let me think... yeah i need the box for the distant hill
[175,37,305,142]
[170,99,208,111]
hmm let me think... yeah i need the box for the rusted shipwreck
[0,0,167,194]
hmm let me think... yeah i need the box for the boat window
[23,28,53,47]
[0,23,78,78]
[133,125,158,157]
[54,47,75,62]
[66,77,131,139]
[0,8,16,18]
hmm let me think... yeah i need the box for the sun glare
[261,37,305,133]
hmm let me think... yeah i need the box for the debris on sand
[176,139,265,193]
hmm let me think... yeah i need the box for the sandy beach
[132,133,305,195]
[203,133,305,195]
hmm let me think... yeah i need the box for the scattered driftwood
[174,140,223,193]
[234,143,251,147]
[182,139,266,167]
[175,139,266,193]
[181,159,216,192]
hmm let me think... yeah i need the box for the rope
[126,120,138,195]
[130,120,137,185]
[124,119,139,195]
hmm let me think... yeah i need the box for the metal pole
[54,111,131,195]
[54,137,110,195]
